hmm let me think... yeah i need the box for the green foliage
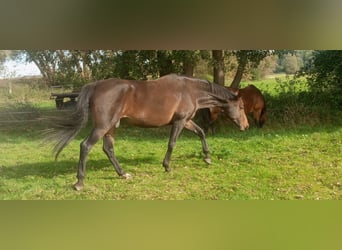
[233,50,272,67]
[22,50,211,86]
[267,77,317,126]
[112,50,157,79]
[229,50,313,85]
[18,50,317,87]
[303,50,342,107]
[282,54,299,74]
[275,51,313,74]
[0,78,51,109]
[0,51,6,72]
[254,55,279,80]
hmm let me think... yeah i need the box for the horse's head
[223,93,249,131]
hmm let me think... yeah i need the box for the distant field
[0,78,53,109]
[0,76,341,200]
[240,74,308,95]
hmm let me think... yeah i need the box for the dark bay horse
[48,74,249,190]
[200,84,266,134]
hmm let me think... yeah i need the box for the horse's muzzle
[240,124,249,131]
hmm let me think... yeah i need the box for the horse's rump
[239,85,265,114]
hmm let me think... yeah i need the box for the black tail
[46,83,95,160]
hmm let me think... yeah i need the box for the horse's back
[240,85,263,100]
[240,85,265,112]
[89,75,195,127]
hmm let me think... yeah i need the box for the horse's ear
[231,89,239,96]
[225,86,239,96]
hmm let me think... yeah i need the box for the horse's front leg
[184,120,211,164]
[163,121,185,172]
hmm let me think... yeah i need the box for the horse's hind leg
[103,128,131,179]
[253,109,262,128]
[163,120,185,172]
[185,120,211,164]
[74,128,106,191]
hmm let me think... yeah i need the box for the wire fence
[0,108,284,126]
[0,110,71,125]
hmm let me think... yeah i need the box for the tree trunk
[182,61,194,76]
[157,50,173,76]
[212,50,225,85]
[31,57,55,86]
[230,51,248,88]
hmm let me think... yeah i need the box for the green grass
[0,77,341,200]
[0,122,341,200]
[240,75,309,95]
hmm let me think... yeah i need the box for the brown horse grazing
[239,85,266,127]
[199,84,266,134]
[48,74,249,190]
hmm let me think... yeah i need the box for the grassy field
[0,77,341,200]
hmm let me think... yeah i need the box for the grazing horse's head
[223,93,249,131]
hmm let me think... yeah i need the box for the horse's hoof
[74,183,84,191]
[122,173,132,179]
[204,158,211,165]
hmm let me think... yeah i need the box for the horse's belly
[123,112,173,127]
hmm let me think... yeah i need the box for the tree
[255,54,279,79]
[301,50,342,106]
[172,50,207,77]
[22,50,208,85]
[295,50,313,69]
[305,50,342,90]
[157,50,207,77]
[22,50,292,88]
[25,50,59,85]
[0,50,7,74]
[0,50,18,77]
[23,50,118,85]
[230,50,248,88]
[212,50,225,85]
[156,50,174,77]
[283,54,299,74]
[230,50,272,88]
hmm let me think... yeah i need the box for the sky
[1,60,41,78]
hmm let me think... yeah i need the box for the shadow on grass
[0,154,159,180]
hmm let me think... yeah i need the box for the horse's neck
[193,84,228,109]
[205,83,227,99]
